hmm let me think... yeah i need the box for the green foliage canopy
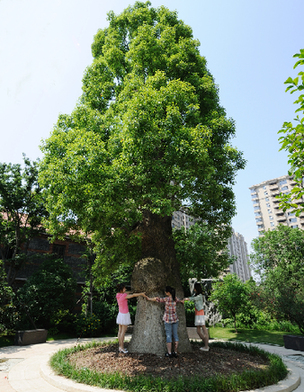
[17,257,76,329]
[39,2,245,275]
[0,156,48,285]
[173,222,232,281]
[0,260,17,333]
[250,225,304,334]
[278,49,304,215]
[210,274,249,332]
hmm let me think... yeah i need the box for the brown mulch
[68,342,269,380]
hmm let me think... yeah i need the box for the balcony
[277,216,287,222]
[271,191,280,197]
[269,185,279,191]
[272,198,280,204]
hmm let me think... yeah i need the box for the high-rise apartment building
[227,230,251,282]
[249,175,304,235]
[171,210,196,230]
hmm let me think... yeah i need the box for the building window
[52,244,66,258]
[279,179,287,186]
[268,209,272,214]
[281,186,288,191]
[254,205,260,210]
[270,222,275,227]
[264,191,268,195]
[256,218,262,222]
[266,203,271,208]
[269,216,273,220]
[288,212,295,216]
[291,225,298,228]
[265,197,269,202]
[263,186,267,190]
[289,218,297,223]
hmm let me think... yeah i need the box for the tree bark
[129,211,191,354]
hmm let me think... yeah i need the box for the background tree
[278,49,304,215]
[173,222,232,284]
[0,155,48,286]
[250,225,304,334]
[17,256,76,330]
[0,260,18,333]
[210,274,249,332]
[39,2,245,353]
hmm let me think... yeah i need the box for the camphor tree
[39,2,245,354]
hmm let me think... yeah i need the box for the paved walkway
[0,337,303,392]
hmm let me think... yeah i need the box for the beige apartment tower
[250,175,304,235]
[227,230,251,282]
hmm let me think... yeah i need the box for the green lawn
[209,327,288,346]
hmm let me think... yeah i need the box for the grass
[209,326,289,346]
[50,339,288,392]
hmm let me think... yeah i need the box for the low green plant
[221,315,300,334]
[74,313,103,338]
[0,332,15,347]
[50,340,288,392]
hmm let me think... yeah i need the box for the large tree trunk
[128,211,191,354]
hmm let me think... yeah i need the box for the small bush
[16,256,76,330]
[74,313,103,338]
[220,314,300,334]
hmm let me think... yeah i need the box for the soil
[68,342,269,380]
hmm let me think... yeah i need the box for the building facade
[227,229,251,282]
[249,175,304,235]
[171,210,196,230]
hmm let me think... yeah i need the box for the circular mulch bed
[68,342,269,380]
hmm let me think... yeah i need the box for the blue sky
[1,0,303,250]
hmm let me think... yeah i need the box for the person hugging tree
[184,282,209,351]
[116,283,147,353]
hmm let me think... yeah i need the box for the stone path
[0,337,303,392]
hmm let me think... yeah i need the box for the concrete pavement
[0,337,303,392]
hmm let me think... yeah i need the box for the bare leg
[202,325,209,349]
[196,326,205,340]
[197,326,209,349]
[118,325,128,350]
[174,341,178,353]
[166,342,172,354]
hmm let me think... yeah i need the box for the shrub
[0,260,19,333]
[16,256,76,330]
